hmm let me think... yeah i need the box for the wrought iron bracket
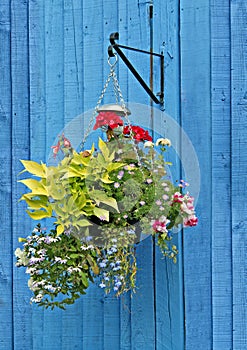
[108,32,164,105]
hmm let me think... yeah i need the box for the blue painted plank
[179,2,212,349]
[0,2,13,349]
[211,1,233,349]
[61,2,86,349]
[230,1,247,349]
[81,2,105,349]
[153,1,184,349]
[42,2,65,348]
[64,0,84,124]
[28,1,46,348]
[11,1,33,349]
[125,2,155,350]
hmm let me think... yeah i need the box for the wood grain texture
[81,2,105,349]
[211,1,233,349]
[179,1,212,349]
[231,1,247,349]
[28,2,46,348]
[0,1,13,348]
[154,1,184,348]
[42,2,65,349]
[11,0,33,349]
[126,3,155,350]
[1,0,246,349]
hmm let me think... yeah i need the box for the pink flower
[183,215,198,227]
[152,216,170,233]
[51,142,61,158]
[172,192,184,204]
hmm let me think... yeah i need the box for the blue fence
[0,1,246,349]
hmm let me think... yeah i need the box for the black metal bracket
[108,32,164,105]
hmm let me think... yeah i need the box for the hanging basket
[15,53,198,309]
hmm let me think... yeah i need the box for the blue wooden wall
[0,0,246,349]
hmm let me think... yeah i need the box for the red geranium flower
[93,112,123,130]
[123,125,153,142]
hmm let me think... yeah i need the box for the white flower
[156,138,171,147]
[15,248,29,266]
[144,141,154,148]
[30,293,43,303]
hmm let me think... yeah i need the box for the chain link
[80,55,144,170]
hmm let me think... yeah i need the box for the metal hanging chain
[80,53,144,170]
[80,55,118,150]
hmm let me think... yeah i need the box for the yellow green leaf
[19,179,48,196]
[20,160,46,178]
[101,174,114,184]
[26,210,51,220]
[90,190,119,212]
[56,224,64,236]
[76,219,92,227]
[21,195,48,210]
[93,207,109,221]
[106,163,126,172]
[98,138,109,160]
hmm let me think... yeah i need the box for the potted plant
[15,110,198,309]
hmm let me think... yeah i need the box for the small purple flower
[123,214,128,219]
[162,194,169,201]
[146,179,153,184]
[139,201,146,206]
[159,206,165,211]
[44,236,51,244]
[156,200,162,206]
[117,170,124,179]
[114,182,120,188]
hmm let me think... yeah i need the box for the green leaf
[21,195,48,210]
[98,138,110,160]
[20,160,46,178]
[100,174,114,184]
[93,207,109,221]
[90,190,119,212]
[26,210,51,220]
[106,162,126,172]
[76,219,92,227]
[19,179,48,196]
[62,166,86,179]
[56,224,64,236]
[79,271,89,287]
